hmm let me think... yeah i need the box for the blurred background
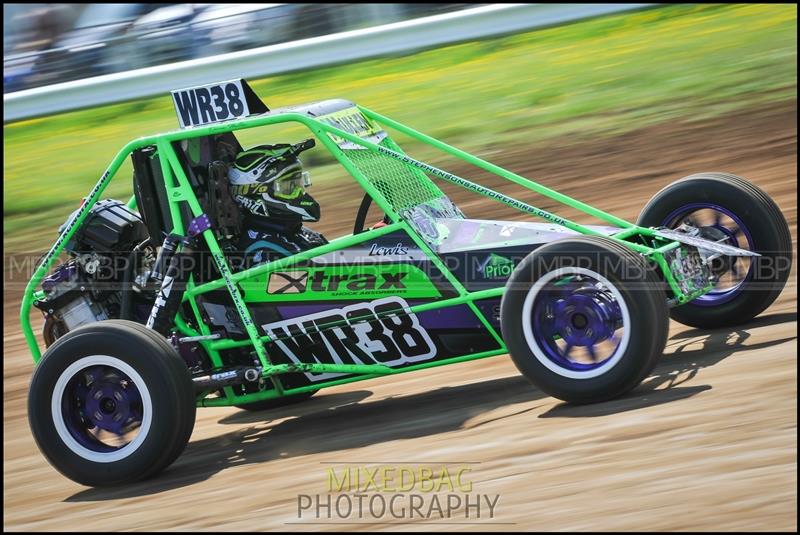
[3,3,474,92]
[3,3,796,254]
[4,3,796,255]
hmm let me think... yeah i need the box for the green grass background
[3,4,797,250]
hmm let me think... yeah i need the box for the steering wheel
[353,192,390,234]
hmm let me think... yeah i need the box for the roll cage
[21,99,714,407]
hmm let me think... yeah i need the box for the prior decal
[262,296,437,381]
[479,254,516,279]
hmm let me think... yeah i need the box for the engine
[34,199,153,345]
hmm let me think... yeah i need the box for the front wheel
[637,172,792,329]
[501,236,669,404]
[28,320,196,487]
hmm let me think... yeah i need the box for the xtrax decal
[266,268,410,296]
[268,271,308,294]
[251,264,442,301]
[262,296,436,381]
[239,229,459,302]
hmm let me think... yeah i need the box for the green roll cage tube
[20,104,711,408]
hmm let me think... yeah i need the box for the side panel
[252,297,499,386]
[238,229,459,302]
[200,228,501,387]
[439,245,536,292]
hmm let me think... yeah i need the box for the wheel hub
[552,288,621,348]
[83,379,139,434]
[661,203,755,306]
[697,224,735,276]
[571,313,588,329]
[100,398,117,414]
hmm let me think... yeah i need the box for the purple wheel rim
[60,365,144,453]
[661,203,754,306]
[531,274,625,372]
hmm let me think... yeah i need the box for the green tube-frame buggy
[22,93,792,487]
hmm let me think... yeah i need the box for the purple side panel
[275,302,482,329]
[417,304,483,330]
[276,304,339,320]
[473,298,502,331]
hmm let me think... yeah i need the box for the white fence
[3,4,653,122]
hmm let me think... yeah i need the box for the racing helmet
[227,139,320,222]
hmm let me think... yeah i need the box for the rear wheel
[501,236,669,403]
[28,320,196,487]
[637,173,792,328]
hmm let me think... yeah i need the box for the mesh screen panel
[341,137,447,214]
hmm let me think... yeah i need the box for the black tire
[637,172,792,329]
[122,321,198,471]
[235,390,318,411]
[501,236,669,404]
[28,320,196,487]
[42,316,67,348]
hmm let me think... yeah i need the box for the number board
[171,78,268,129]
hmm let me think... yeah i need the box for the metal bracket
[188,213,212,238]
[653,228,760,257]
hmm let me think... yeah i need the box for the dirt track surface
[3,101,797,531]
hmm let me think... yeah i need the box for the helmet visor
[273,171,311,198]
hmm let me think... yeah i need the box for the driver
[227,139,327,268]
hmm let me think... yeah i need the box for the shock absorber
[147,214,213,335]
[146,233,194,335]
[149,233,180,286]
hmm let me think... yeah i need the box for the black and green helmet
[228,139,320,222]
